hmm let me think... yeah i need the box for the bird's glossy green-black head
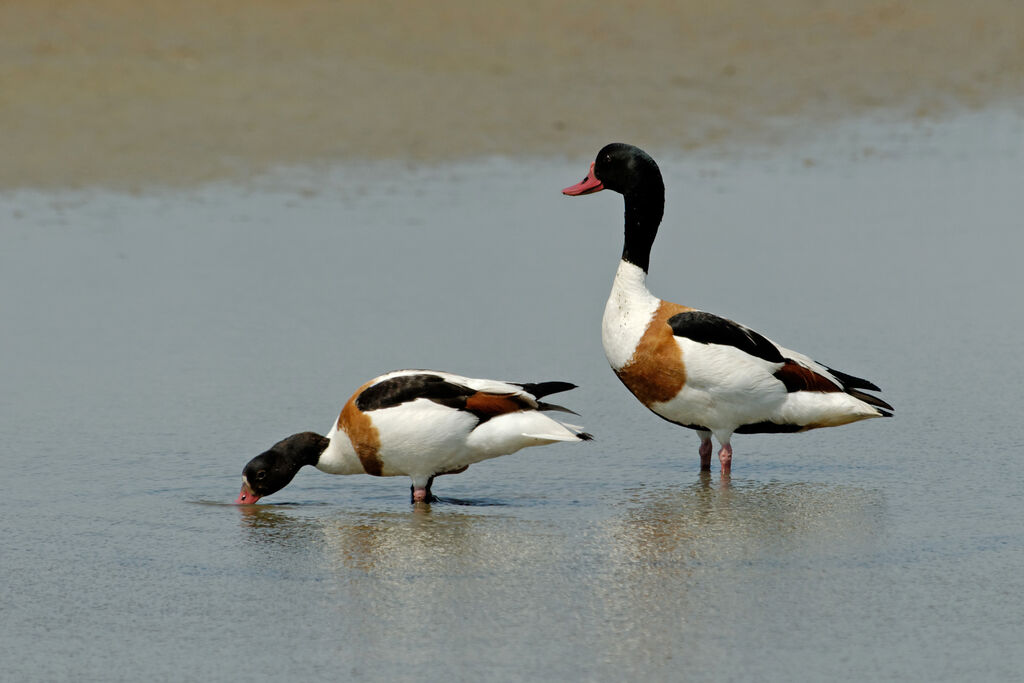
[594,143,662,194]
[563,143,662,197]
[235,432,329,504]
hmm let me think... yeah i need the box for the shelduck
[562,143,892,473]
[235,369,592,504]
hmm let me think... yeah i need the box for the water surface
[2,109,1023,681]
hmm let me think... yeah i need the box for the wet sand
[2,0,1022,189]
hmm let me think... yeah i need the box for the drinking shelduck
[235,370,592,504]
[562,143,892,474]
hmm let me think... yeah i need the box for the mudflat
[2,0,1022,188]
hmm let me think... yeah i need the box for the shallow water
[3,109,1024,681]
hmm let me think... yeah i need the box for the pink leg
[698,434,713,471]
[718,443,732,475]
[410,476,437,503]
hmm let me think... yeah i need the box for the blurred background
[3,0,1022,189]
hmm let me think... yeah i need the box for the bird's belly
[365,404,478,477]
[643,373,787,433]
[646,385,764,431]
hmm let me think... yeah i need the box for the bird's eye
[255,470,267,481]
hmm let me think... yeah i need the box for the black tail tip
[521,380,578,398]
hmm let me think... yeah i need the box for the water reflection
[235,504,328,572]
[606,473,886,566]
[237,504,315,533]
[238,502,569,663]
[587,475,888,675]
[232,477,887,676]
[236,502,556,577]
[235,476,886,579]
[321,508,555,575]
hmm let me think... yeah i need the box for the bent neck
[287,431,331,469]
[621,184,664,273]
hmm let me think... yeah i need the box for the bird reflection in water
[231,474,886,679]
[236,501,553,578]
[605,473,885,566]
[233,476,885,577]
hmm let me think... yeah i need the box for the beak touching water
[235,479,261,505]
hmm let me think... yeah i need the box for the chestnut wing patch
[774,360,893,413]
[462,392,535,420]
[773,360,842,393]
[667,311,784,363]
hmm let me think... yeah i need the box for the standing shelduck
[562,143,892,474]
[235,370,592,504]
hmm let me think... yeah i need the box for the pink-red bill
[562,162,604,196]
[235,482,261,505]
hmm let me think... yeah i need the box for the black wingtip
[827,366,883,392]
[848,388,894,413]
[578,431,595,441]
[519,381,578,399]
[536,401,579,416]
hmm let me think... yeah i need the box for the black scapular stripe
[357,373,586,423]
[356,373,475,412]
[667,311,783,363]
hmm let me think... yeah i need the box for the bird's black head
[563,143,663,198]
[235,431,329,504]
[591,143,662,196]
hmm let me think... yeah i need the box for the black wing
[356,373,551,423]
[667,311,784,363]
[356,373,474,412]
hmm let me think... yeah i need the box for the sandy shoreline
[2,0,1022,189]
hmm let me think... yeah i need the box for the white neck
[602,260,660,370]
